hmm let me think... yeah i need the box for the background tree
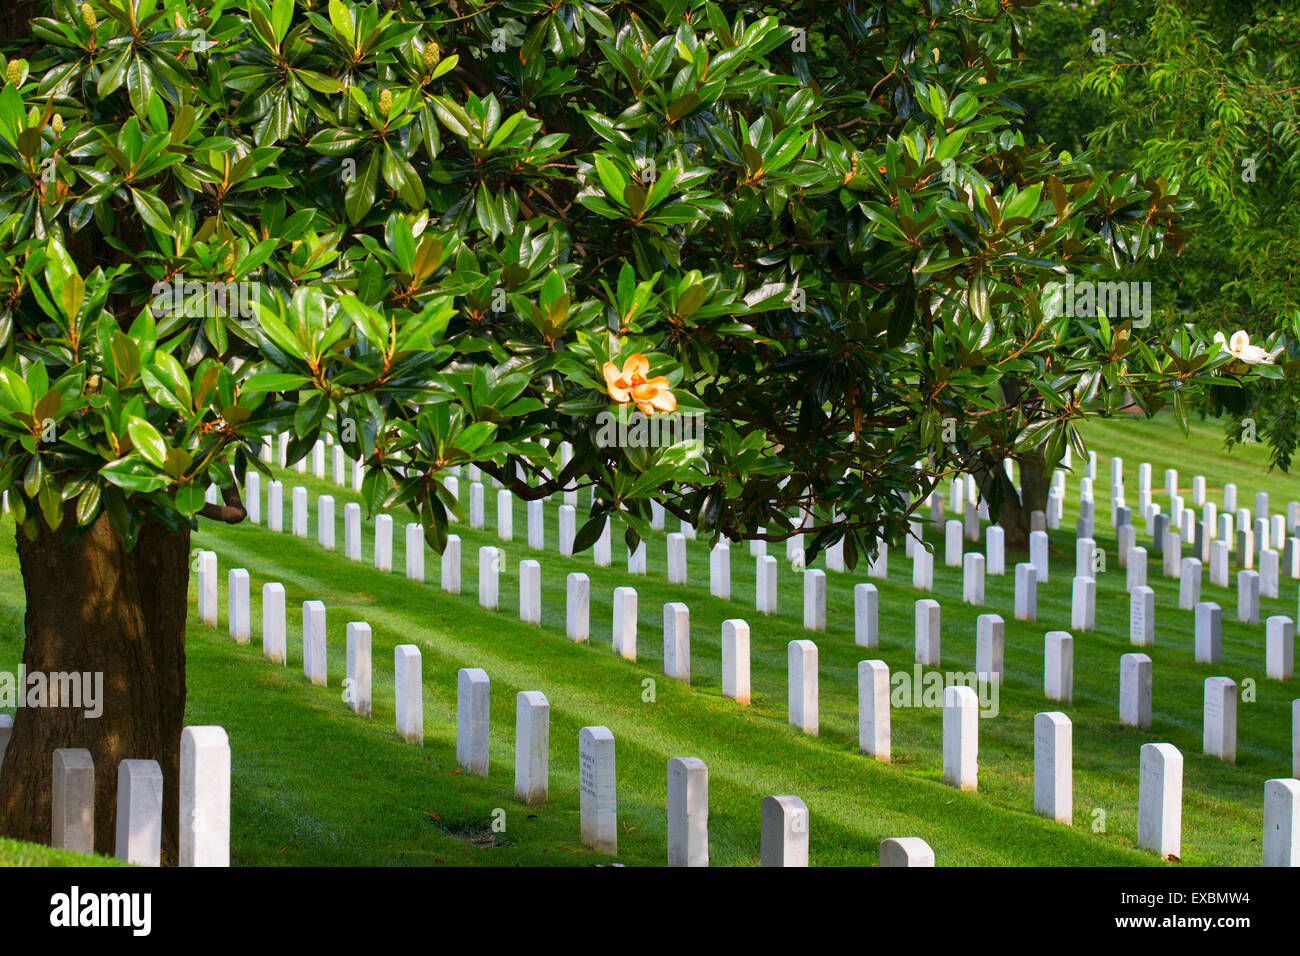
[1026,0,1299,463]
[0,0,1256,859]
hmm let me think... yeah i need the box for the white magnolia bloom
[1213,330,1282,365]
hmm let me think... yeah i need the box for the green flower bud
[51,114,63,134]
[378,88,392,116]
[6,60,23,86]
[422,40,441,69]
[81,3,97,29]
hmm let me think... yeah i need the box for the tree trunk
[0,510,190,863]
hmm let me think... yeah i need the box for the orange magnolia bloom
[602,354,677,416]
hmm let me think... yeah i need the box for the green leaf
[127,417,167,468]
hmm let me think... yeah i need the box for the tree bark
[0,510,190,863]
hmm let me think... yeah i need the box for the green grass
[0,838,122,867]
[0,411,1295,866]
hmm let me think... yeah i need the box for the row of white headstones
[191,439,1300,864]
[1,727,234,867]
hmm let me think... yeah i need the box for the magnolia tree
[0,0,1262,859]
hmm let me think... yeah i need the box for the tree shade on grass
[2,413,1290,866]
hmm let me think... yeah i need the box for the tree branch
[198,483,247,524]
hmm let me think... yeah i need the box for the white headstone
[1074,537,1095,580]
[198,550,218,626]
[944,520,963,567]
[976,614,1004,685]
[1138,742,1182,859]
[1044,631,1074,704]
[497,490,513,541]
[51,748,94,854]
[479,546,499,609]
[344,502,361,561]
[246,472,260,524]
[962,553,985,606]
[1127,547,1147,592]
[456,668,490,776]
[760,795,808,867]
[1030,530,1049,583]
[757,555,778,614]
[1130,586,1154,647]
[262,582,285,664]
[527,499,544,550]
[1034,711,1072,825]
[442,534,461,594]
[302,600,326,686]
[1014,563,1037,621]
[292,486,308,537]
[228,569,250,643]
[559,504,576,556]
[942,685,978,791]
[788,640,818,736]
[1194,601,1222,664]
[667,532,687,585]
[710,542,731,599]
[115,759,163,866]
[345,622,372,716]
[515,691,549,806]
[628,540,646,574]
[913,547,934,592]
[986,525,1005,575]
[1071,575,1096,632]
[1263,778,1300,867]
[519,559,541,625]
[1238,569,1260,625]
[855,583,879,648]
[915,599,941,666]
[803,570,826,631]
[1120,652,1153,729]
[267,479,283,532]
[722,619,750,705]
[318,495,335,550]
[579,726,617,854]
[404,523,424,581]
[612,586,638,661]
[593,519,611,567]
[394,645,423,745]
[179,726,230,868]
[333,445,344,485]
[664,602,690,682]
[667,758,709,867]
[1176,557,1201,610]
[469,482,484,529]
[566,573,590,642]
[1203,677,1237,763]
[880,837,934,867]
[859,660,891,761]
[1210,540,1229,587]
[374,514,393,571]
[1237,527,1255,570]
[1267,616,1295,681]
[1262,548,1280,599]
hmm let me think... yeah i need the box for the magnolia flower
[602,353,676,416]
[1213,330,1282,365]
